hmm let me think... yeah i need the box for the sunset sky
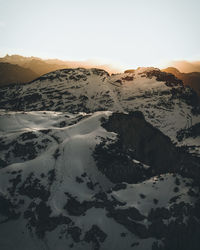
[0,0,199,69]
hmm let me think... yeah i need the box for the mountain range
[0,55,200,99]
[0,62,38,86]
[0,67,200,250]
[168,60,200,73]
[0,55,120,86]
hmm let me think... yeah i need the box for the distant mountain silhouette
[0,55,121,86]
[168,60,200,73]
[0,62,39,86]
[0,55,75,76]
[163,67,200,96]
[1,55,200,93]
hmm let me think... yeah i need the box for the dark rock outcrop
[94,112,181,183]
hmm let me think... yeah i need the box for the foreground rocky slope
[0,111,200,250]
[0,67,200,250]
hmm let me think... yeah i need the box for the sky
[0,0,200,70]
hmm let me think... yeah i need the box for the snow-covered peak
[135,67,160,74]
[0,67,199,147]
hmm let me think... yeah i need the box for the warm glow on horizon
[0,0,200,70]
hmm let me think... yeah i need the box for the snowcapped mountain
[0,67,200,250]
[1,67,199,152]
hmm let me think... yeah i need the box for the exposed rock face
[100,112,180,174]
[177,122,200,142]
[144,69,183,87]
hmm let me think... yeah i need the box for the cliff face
[94,112,180,183]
